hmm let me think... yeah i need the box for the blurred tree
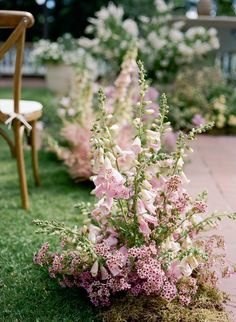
[0,0,43,40]
[48,0,109,40]
[217,0,235,15]
[0,0,235,41]
[0,0,109,40]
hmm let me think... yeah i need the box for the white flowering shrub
[79,2,139,75]
[168,66,236,132]
[31,39,63,65]
[31,33,102,77]
[140,0,220,82]
[78,1,220,83]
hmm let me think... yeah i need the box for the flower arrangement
[168,66,236,132]
[31,33,100,75]
[34,62,236,321]
[78,1,219,83]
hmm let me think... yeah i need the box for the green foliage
[217,0,236,16]
[167,66,236,132]
[1,0,235,42]
[0,88,96,321]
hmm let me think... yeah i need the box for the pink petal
[105,235,118,247]
[109,265,121,276]
[90,260,99,277]
[100,265,109,280]
[131,137,142,155]
[143,213,158,226]
[138,216,151,236]
[137,199,146,214]
[119,246,128,255]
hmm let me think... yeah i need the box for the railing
[218,51,236,80]
[0,42,45,76]
[171,15,236,81]
[0,41,236,80]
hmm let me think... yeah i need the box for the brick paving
[185,135,236,320]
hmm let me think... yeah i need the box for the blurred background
[0,0,235,40]
[0,0,236,130]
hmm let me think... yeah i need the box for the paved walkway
[0,76,46,88]
[185,135,236,320]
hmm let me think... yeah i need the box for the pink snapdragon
[92,157,130,200]
[140,189,156,214]
[57,124,93,181]
[138,216,152,236]
[131,137,142,155]
[88,224,101,243]
[146,129,161,152]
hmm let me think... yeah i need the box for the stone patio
[185,135,236,320]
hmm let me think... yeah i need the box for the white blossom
[155,0,169,13]
[123,19,139,37]
[169,29,184,43]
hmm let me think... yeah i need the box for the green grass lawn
[0,88,98,321]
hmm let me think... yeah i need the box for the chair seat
[0,99,43,115]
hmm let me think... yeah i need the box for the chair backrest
[0,11,34,113]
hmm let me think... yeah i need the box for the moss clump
[98,284,232,322]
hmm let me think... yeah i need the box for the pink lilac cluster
[178,277,198,306]
[34,242,49,265]
[196,235,236,286]
[34,241,199,307]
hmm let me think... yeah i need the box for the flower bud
[90,260,99,277]
[82,225,88,233]
[187,255,199,270]
[145,109,155,115]
[144,100,152,106]
[133,118,141,127]
[110,124,119,132]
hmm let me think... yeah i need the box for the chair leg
[30,121,41,187]
[13,122,29,210]
[0,127,16,158]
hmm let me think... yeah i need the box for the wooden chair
[0,11,43,210]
